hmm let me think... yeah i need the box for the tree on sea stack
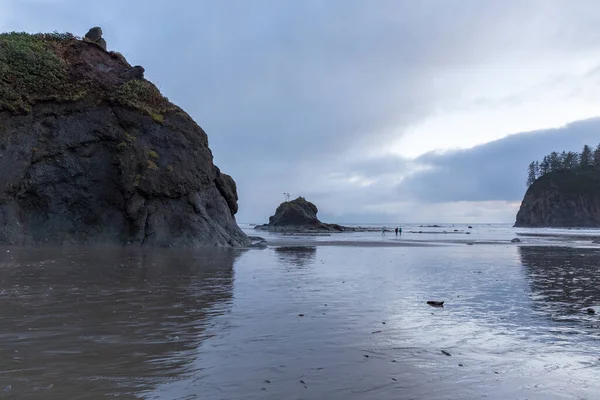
[594,144,600,169]
[526,161,537,187]
[580,145,593,169]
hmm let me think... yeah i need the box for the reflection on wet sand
[520,247,600,325]
[274,246,317,267]
[0,246,242,399]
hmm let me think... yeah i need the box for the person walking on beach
[399,226,402,235]
[395,227,398,236]
[381,227,386,236]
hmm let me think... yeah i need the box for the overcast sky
[3,0,600,223]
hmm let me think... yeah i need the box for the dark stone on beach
[427,301,444,307]
[587,308,596,314]
[299,380,306,384]
[264,380,271,384]
[372,330,382,334]
[468,226,473,229]
[458,363,464,367]
[441,350,451,356]
[363,354,369,358]
[298,314,305,317]
[511,238,521,243]
[249,236,267,249]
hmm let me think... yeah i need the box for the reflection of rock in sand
[519,246,600,320]
[0,246,240,398]
[274,246,317,267]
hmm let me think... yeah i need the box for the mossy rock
[0,30,177,119]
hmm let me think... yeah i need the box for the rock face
[515,169,600,227]
[0,30,249,247]
[255,197,345,232]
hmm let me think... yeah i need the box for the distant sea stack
[0,30,249,247]
[515,169,600,227]
[255,197,346,232]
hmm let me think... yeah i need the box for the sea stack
[515,169,600,227]
[0,29,249,247]
[255,197,345,232]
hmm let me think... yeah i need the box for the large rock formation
[255,197,345,232]
[0,30,249,247]
[514,169,600,227]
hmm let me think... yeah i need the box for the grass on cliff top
[1,31,175,119]
[112,80,175,122]
[0,31,81,113]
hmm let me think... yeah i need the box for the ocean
[1,223,599,399]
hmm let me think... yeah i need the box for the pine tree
[534,161,540,178]
[559,151,568,170]
[540,156,550,175]
[580,144,593,169]
[564,151,579,170]
[549,151,561,172]
[594,143,600,168]
[527,161,536,187]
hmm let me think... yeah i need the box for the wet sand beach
[1,224,600,399]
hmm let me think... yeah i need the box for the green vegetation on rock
[0,32,75,112]
[0,30,176,120]
[112,80,172,122]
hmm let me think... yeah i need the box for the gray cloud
[402,118,600,203]
[3,0,600,223]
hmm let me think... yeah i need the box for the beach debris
[299,379,306,384]
[372,330,382,334]
[427,301,444,307]
[587,308,596,315]
[391,359,397,363]
[494,371,499,374]
[298,314,305,317]
[458,363,464,367]
[441,350,451,356]
[468,226,473,229]
[363,354,370,358]
[382,321,386,324]
[465,232,471,234]
[392,378,397,381]
[511,238,521,243]
[3,385,11,392]
[264,380,271,384]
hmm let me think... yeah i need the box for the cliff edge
[514,169,600,227]
[0,30,249,247]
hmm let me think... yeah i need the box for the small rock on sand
[298,314,305,317]
[511,238,521,243]
[427,301,444,307]
[441,350,451,356]
[587,308,596,314]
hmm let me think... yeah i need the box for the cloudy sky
[3,0,600,223]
